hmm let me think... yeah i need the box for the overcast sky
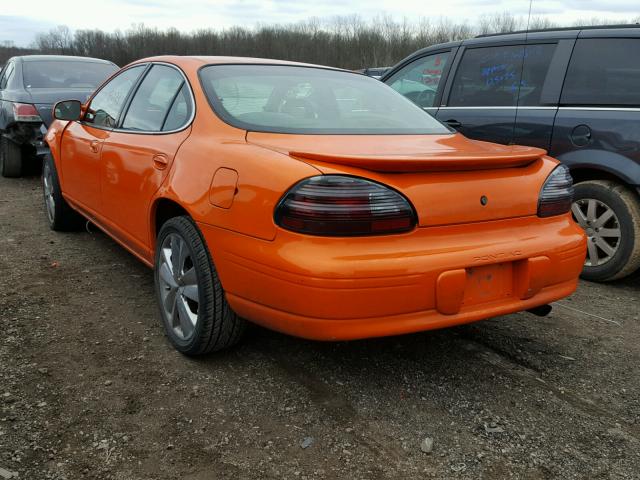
[2,0,639,47]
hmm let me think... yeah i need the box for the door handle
[445,119,462,129]
[152,153,169,170]
[89,140,100,153]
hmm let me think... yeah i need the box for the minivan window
[23,61,117,89]
[448,44,556,107]
[122,64,186,132]
[85,65,145,129]
[517,44,557,106]
[200,65,450,135]
[386,52,450,108]
[561,39,640,106]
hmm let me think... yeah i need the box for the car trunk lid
[247,132,553,227]
[28,88,94,127]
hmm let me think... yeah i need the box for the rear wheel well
[570,167,627,186]
[153,199,189,242]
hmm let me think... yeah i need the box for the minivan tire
[572,180,640,282]
[0,134,23,178]
[42,153,84,231]
[154,216,246,355]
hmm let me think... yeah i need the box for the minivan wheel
[0,134,23,178]
[154,216,246,355]
[42,154,84,231]
[571,180,640,282]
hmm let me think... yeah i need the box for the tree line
[1,14,637,69]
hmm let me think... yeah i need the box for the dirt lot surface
[1,175,639,480]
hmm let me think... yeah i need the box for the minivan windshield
[199,64,450,134]
[23,61,117,89]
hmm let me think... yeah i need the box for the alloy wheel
[571,198,621,267]
[158,233,200,340]
[43,163,56,224]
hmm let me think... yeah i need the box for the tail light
[537,164,574,217]
[275,175,416,236]
[12,103,41,122]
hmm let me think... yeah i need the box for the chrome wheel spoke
[598,227,621,238]
[159,262,177,289]
[587,239,599,266]
[586,199,597,223]
[181,267,197,286]
[571,203,587,227]
[163,287,178,314]
[162,247,174,275]
[182,284,199,302]
[170,236,184,278]
[595,236,615,257]
[177,297,195,338]
[594,209,614,229]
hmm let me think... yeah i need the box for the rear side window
[561,39,640,106]
[386,52,450,108]
[23,61,117,89]
[85,65,145,128]
[448,44,556,107]
[162,84,193,132]
[121,65,188,132]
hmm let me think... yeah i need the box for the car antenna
[512,0,534,145]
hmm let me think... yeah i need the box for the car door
[100,64,193,258]
[437,44,526,144]
[385,49,455,117]
[60,65,146,214]
[512,41,572,150]
[550,36,640,178]
[0,60,16,129]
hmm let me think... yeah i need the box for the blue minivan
[383,25,640,282]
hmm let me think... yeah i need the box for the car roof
[131,55,346,72]
[17,55,116,65]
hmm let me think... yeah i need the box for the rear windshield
[199,64,450,134]
[23,61,117,89]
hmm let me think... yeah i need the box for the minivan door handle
[445,119,462,129]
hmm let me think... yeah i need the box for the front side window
[85,65,145,128]
[386,52,450,108]
[199,65,450,135]
[122,65,188,132]
[23,61,117,89]
[561,39,640,106]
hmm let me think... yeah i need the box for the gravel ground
[1,175,639,480]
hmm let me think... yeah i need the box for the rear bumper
[198,214,586,341]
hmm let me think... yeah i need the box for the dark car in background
[0,55,117,177]
[383,25,640,282]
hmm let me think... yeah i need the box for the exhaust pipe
[527,304,552,317]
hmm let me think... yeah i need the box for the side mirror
[53,100,82,121]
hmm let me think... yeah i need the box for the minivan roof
[475,23,640,38]
[382,24,640,81]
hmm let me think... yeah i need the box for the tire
[42,153,84,231]
[0,134,23,178]
[572,180,640,282]
[154,216,246,355]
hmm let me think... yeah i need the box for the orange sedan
[43,56,587,355]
